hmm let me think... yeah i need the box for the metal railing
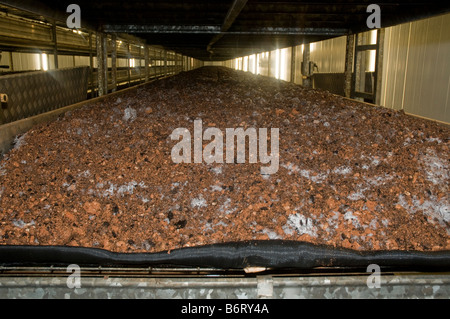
[0,4,203,124]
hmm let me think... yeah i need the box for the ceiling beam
[0,0,95,30]
[103,25,347,36]
[103,25,222,34]
[0,0,65,21]
[221,0,249,32]
[207,0,248,53]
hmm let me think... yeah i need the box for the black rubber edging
[1,240,449,271]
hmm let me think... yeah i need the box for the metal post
[139,45,142,83]
[358,36,366,97]
[290,46,296,83]
[96,32,107,96]
[153,49,157,78]
[354,33,365,101]
[159,50,162,76]
[268,51,271,77]
[164,51,168,76]
[302,43,311,88]
[111,35,117,92]
[127,43,131,87]
[374,28,385,105]
[144,45,149,82]
[161,51,164,75]
[52,21,58,69]
[175,53,178,73]
[103,35,108,93]
[9,52,14,71]
[89,32,94,96]
[344,34,355,98]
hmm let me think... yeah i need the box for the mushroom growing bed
[0,66,449,254]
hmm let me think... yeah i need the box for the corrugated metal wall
[1,6,449,123]
[1,52,195,73]
[224,48,293,82]
[381,12,450,123]
[225,12,450,124]
[293,45,304,85]
[203,61,225,67]
[0,10,203,77]
[310,36,347,74]
[223,36,347,85]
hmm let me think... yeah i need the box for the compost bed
[0,66,449,261]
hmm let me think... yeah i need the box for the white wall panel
[382,23,411,110]
[203,61,224,67]
[331,36,347,73]
[426,15,450,122]
[11,52,41,71]
[310,36,346,74]
[293,45,303,85]
[74,56,90,67]
[57,55,75,69]
[0,52,11,71]
[258,52,270,76]
[268,50,277,78]
[382,12,450,123]
[280,48,290,81]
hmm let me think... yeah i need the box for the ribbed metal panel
[381,12,450,123]
[310,36,347,74]
[293,45,303,85]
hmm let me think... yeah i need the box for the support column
[344,34,355,98]
[139,45,142,82]
[159,50,162,76]
[290,46,296,83]
[153,49,157,78]
[144,45,149,82]
[111,35,117,92]
[96,32,108,97]
[9,52,14,71]
[52,21,58,69]
[268,51,271,77]
[354,33,365,101]
[89,32,94,95]
[103,35,108,94]
[127,43,131,87]
[175,53,178,73]
[374,28,385,105]
[302,43,311,88]
[164,51,168,76]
